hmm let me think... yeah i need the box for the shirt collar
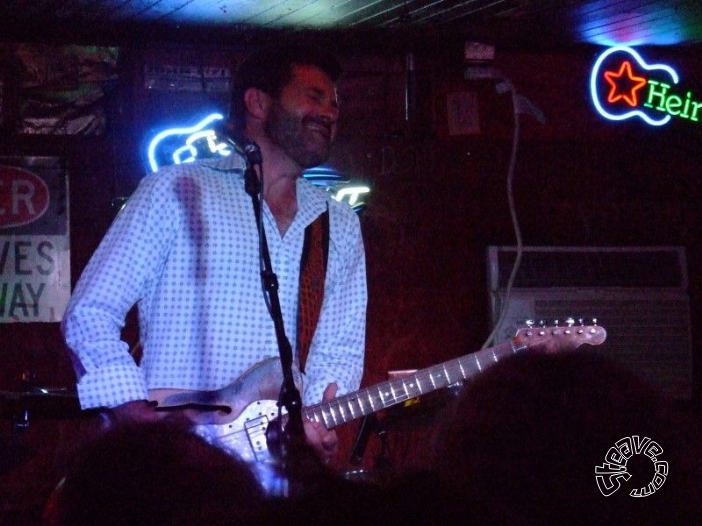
[297,177,331,220]
[202,153,331,221]
[200,152,247,173]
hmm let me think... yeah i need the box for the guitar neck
[304,339,520,429]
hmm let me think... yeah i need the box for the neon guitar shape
[590,46,681,126]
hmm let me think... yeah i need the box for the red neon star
[603,61,647,107]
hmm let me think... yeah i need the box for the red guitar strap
[297,207,329,373]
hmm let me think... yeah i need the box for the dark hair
[432,350,702,524]
[46,421,266,526]
[230,43,342,132]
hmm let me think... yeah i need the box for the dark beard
[264,102,332,169]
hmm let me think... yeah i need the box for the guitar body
[150,358,291,463]
[191,399,281,463]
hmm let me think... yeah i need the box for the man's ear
[243,87,271,120]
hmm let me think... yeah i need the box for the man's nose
[321,99,339,122]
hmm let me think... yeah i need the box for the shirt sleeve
[61,174,175,409]
[301,203,367,405]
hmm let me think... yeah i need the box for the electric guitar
[149,322,607,465]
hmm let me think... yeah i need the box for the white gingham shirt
[62,153,367,409]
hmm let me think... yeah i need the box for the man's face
[264,64,339,169]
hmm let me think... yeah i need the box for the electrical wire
[481,77,524,350]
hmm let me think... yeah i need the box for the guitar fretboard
[304,339,519,429]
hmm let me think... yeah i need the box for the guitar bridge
[245,416,274,463]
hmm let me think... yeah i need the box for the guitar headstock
[513,318,607,353]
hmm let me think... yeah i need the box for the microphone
[213,120,263,165]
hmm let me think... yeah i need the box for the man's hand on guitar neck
[304,383,339,463]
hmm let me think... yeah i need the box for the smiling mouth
[306,118,332,139]
[308,124,330,138]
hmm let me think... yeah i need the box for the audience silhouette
[432,349,702,524]
[42,350,702,525]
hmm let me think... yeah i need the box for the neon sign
[147,113,229,172]
[146,113,369,212]
[302,166,370,213]
[590,46,702,126]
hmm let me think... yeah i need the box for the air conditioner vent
[492,247,687,289]
[487,246,692,399]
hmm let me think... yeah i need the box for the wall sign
[0,157,70,322]
[590,46,701,127]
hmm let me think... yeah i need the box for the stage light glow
[576,1,688,47]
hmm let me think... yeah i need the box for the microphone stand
[225,131,306,493]
[349,413,393,478]
[349,413,378,465]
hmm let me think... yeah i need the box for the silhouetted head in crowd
[45,421,267,526]
[433,349,702,524]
